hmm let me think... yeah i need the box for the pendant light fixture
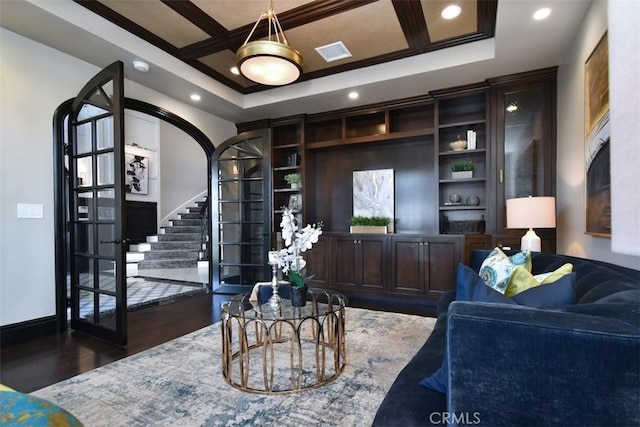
[236,0,303,86]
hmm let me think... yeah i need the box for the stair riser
[170,219,202,226]
[142,251,200,260]
[137,259,198,269]
[161,226,201,234]
[150,242,201,250]
[179,213,201,220]
[153,233,201,242]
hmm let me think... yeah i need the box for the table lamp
[506,196,556,252]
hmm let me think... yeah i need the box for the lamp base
[520,228,541,252]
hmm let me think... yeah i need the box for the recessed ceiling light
[132,60,149,72]
[230,66,240,75]
[190,94,201,101]
[441,4,462,20]
[533,8,551,20]
[348,91,359,100]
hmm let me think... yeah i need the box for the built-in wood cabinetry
[304,233,462,300]
[333,234,387,292]
[488,68,557,236]
[434,88,488,235]
[237,67,557,303]
[390,235,463,299]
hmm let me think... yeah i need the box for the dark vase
[290,285,308,307]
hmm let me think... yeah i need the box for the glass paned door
[495,80,554,232]
[212,130,271,291]
[68,62,127,345]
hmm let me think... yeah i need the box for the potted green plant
[284,172,301,189]
[349,216,391,234]
[451,160,474,179]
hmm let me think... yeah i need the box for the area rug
[33,307,436,426]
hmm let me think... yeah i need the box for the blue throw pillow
[419,263,576,394]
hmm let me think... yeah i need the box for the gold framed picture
[584,32,611,237]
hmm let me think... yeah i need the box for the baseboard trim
[0,316,58,348]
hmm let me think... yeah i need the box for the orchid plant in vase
[275,207,323,288]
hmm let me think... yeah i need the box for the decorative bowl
[449,140,468,151]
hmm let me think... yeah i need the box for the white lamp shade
[506,196,556,229]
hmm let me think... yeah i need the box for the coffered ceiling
[76,0,497,94]
[1,0,592,122]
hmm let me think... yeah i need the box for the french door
[68,61,127,345]
[212,130,271,293]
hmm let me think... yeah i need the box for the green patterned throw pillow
[479,247,531,294]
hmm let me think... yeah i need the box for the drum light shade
[506,196,556,252]
[236,1,303,86]
[237,41,302,86]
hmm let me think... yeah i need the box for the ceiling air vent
[315,41,352,63]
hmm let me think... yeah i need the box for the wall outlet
[17,203,43,219]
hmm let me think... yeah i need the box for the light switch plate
[17,203,44,219]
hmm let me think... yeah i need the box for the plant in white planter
[451,160,474,179]
[349,216,391,234]
[284,173,301,188]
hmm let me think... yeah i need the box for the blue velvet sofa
[373,250,640,426]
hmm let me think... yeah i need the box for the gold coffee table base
[221,289,347,394]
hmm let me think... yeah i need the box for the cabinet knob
[353,240,358,244]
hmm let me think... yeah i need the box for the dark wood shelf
[439,205,487,211]
[439,177,486,184]
[306,128,434,150]
[273,143,302,150]
[273,165,300,171]
[438,119,486,129]
[439,148,487,156]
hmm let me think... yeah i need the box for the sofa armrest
[446,301,640,426]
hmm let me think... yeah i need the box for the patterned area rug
[33,308,436,426]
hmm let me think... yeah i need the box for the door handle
[99,239,128,244]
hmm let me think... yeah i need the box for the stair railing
[198,196,209,260]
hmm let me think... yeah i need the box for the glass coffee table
[221,287,347,394]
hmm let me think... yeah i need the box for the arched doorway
[53,68,216,343]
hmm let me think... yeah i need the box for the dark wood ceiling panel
[477,0,499,36]
[392,0,430,52]
[74,0,180,57]
[73,0,498,94]
[160,0,228,41]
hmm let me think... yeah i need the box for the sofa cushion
[478,247,531,293]
[505,263,573,297]
[456,263,576,309]
[419,263,576,394]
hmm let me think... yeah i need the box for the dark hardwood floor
[1,292,436,393]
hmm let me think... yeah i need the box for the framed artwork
[585,32,611,237]
[585,33,609,136]
[352,169,395,232]
[124,153,149,195]
[288,194,302,211]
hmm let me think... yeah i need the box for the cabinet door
[304,236,330,289]
[360,238,387,291]
[333,237,359,290]
[333,235,386,291]
[492,75,556,233]
[424,238,460,298]
[390,237,426,295]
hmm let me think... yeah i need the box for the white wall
[159,121,207,222]
[556,0,639,269]
[0,28,236,326]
